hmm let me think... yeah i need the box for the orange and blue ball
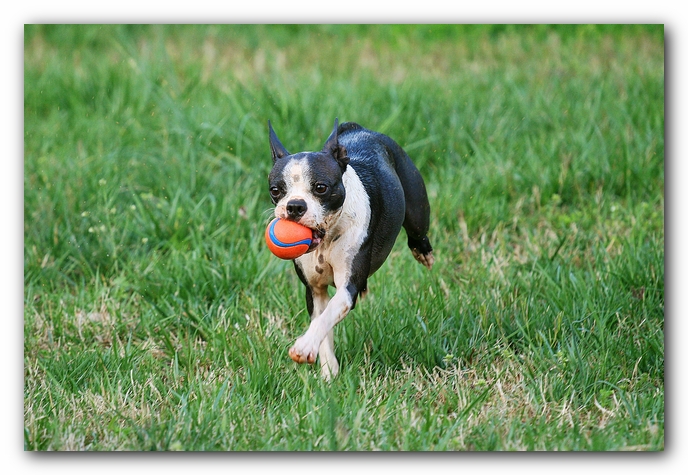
[265,218,313,260]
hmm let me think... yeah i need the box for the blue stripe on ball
[268,219,312,248]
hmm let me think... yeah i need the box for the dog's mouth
[307,227,325,253]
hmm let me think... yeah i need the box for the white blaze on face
[274,158,324,228]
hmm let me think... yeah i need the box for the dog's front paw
[288,335,319,365]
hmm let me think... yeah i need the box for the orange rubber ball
[265,218,313,260]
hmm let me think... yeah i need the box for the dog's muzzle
[286,199,308,221]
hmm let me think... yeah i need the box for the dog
[267,118,434,379]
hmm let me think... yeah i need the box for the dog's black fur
[268,119,434,378]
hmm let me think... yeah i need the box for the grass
[24,24,664,451]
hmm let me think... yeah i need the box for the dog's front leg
[288,286,354,379]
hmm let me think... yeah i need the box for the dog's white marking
[274,159,327,228]
[289,163,303,184]
[290,165,370,379]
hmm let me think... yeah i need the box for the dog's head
[267,119,349,248]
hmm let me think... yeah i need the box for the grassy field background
[24,24,664,451]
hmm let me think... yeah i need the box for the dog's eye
[269,186,282,199]
[314,183,328,194]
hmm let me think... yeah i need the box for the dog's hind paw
[408,235,434,270]
[320,357,339,381]
[412,248,434,270]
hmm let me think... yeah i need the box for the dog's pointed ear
[268,120,290,162]
[322,118,349,172]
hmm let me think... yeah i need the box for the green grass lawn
[23,24,664,451]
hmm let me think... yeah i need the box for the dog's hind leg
[392,149,434,269]
[318,330,338,381]
[312,287,339,380]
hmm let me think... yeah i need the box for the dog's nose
[286,199,308,220]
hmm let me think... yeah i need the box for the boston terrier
[267,118,434,380]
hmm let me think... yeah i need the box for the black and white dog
[267,119,434,379]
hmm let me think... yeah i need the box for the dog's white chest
[296,165,370,289]
[299,249,335,287]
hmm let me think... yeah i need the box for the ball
[265,218,313,260]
